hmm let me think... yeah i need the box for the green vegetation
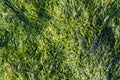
[0,0,120,80]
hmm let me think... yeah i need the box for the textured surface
[0,0,120,80]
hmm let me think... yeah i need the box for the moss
[0,0,120,80]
